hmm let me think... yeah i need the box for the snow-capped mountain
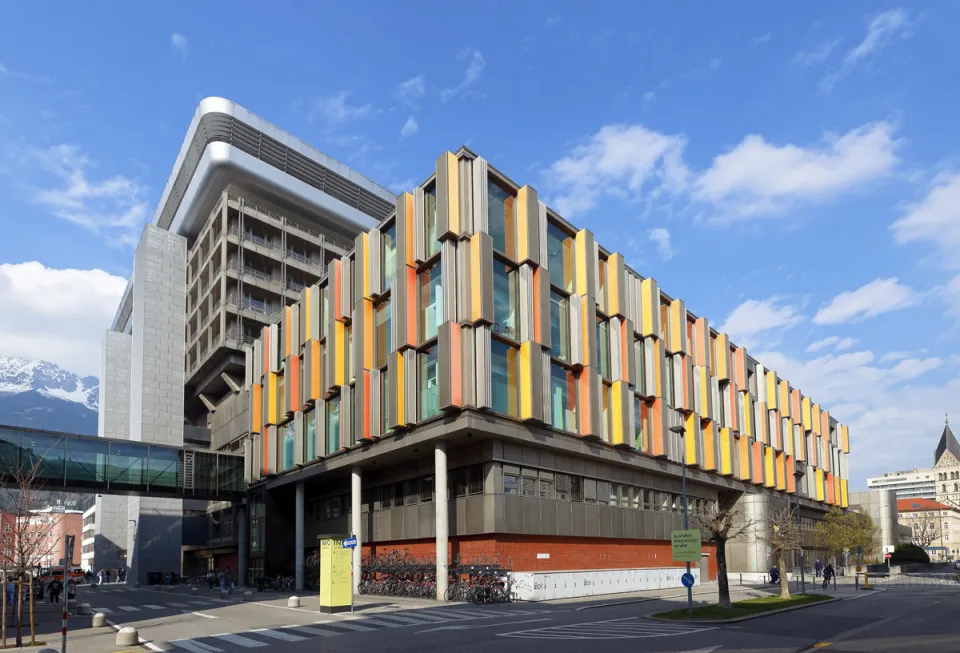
[0,356,98,434]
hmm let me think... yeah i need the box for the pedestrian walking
[815,559,823,578]
[97,569,104,586]
[822,562,835,589]
[48,578,62,604]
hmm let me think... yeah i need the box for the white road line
[190,600,214,605]
[353,617,411,628]
[249,628,306,642]
[289,625,343,637]
[168,602,190,607]
[171,639,224,653]
[118,606,140,612]
[252,601,312,613]
[92,607,113,613]
[324,621,376,632]
[369,614,432,625]
[417,610,482,621]
[182,610,218,619]
[843,588,888,600]
[144,604,164,609]
[388,611,451,622]
[419,618,551,634]
[212,633,267,648]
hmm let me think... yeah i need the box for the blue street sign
[681,572,696,588]
[342,536,358,549]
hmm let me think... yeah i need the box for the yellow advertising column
[319,538,353,613]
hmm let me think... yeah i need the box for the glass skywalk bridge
[0,424,245,500]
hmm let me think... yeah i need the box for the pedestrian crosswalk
[498,616,716,640]
[161,607,558,652]
[91,597,239,615]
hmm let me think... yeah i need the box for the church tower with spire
[934,414,960,509]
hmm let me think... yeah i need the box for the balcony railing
[286,279,306,293]
[286,250,313,265]
[228,262,278,285]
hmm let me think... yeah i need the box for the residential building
[81,502,95,571]
[0,508,83,569]
[96,97,395,583]
[866,469,936,500]
[897,498,960,561]
[242,145,852,595]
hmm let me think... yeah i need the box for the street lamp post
[669,418,692,617]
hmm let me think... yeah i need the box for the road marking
[118,606,140,612]
[249,628,306,642]
[417,609,485,621]
[499,616,717,640]
[351,617,418,628]
[289,625,343,637]
[212,633,267,647]
[182,610,218,619]
[387,611,451,622]
[143,604,164,609]
[253,601,312,613]
[323,620,376,632]
[92,607,113,613]
[168,602,190,607]
[368,613,434,625]
[813,644,832,649]
[170,639,223,653]
[420,617,551,633]
[842,588,887,600]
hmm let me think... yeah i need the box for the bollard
[243,591,253,601]
[190,587,200,596]
[116,626,139,647]
[77,603,92,615]
[92,612,107,628]
[35,648,58,653]
[288,596,301,608]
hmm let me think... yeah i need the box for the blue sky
[2,2,959,486]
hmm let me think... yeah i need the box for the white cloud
[892,172,960,256]
[941,272,960,317]
[820,9,911,92]
[397,74,425,105]
[26,144,148,242]
[695,122,898,220]
[793,40,839,66]
[807,336,839,352]
[0,262,127,376]
[889,357,941,380]
[880,351,911,363]
[754,346,960,483]
[400,115,418,138]
[312,91,373,128]
[642,91,656,108]
[648,227,675,260]
[753,32,773,45]
[812,277,916,325]
[544,124,689,218]
[835,337,857,351]
[441,48,485,102]
[718,297,802,343]
[171,33,188,60]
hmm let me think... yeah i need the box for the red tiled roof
[897,498,953,512]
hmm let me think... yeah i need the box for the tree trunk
[15,577,22,646]
[716,535,731,608]
[28,571,34,645]
[777,551,791,600]
[2,568,6,648]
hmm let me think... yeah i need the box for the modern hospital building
[96,97,851,595]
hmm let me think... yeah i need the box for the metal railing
[286,279,305,292]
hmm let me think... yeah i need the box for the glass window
[419,476,434,502]
[634,397,649,452]
[282,422,295,471]
[504,467,519,494]
[539,471,555,499]
[601,383,612,443]
[663,354,674,407]
[381,484,395,509]
[547,222,574,293]
[556,474,571,501]
[326,397,340,454]
[382,222,396,289]
[381,371,391,434]
[468,464,484,495]
[630,487,641,509]
[487,177,516,259]
[107,442,148,490]
[65,437,108,488]
[419,345,439,420]
[375,299,391,369]
[634,338,645,394]
[424,183,440,259]
[404,479,419,505]
[146,446,180,491]
[493,260,519,340]
[320,285,328,327]
[419,260,442,341]
[491,339,520,418]
[305,409,317,461]
[550,363,578,432]
[550,290,570,361]
[597,481,611,505]
[521,471,538,497]
[596,317,611,380]
[584,478,598,504]
[597,258,607,314]
[571,476,584,502]
[346,325,354,382]
[452,468,468,497]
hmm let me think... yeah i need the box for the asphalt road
[69,582,960,653]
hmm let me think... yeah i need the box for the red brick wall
[363,535,716,580]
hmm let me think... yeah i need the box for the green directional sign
[671,529,702,562]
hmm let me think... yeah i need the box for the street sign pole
[681,451,692,617]
[342,535,358,615]
[62,534,74,653]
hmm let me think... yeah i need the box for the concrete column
[295,483,305,592]
[435,441,448,600]
[351,467,362,595]
[237,505,248,587]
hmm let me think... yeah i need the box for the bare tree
[696,493,755,608]
[0,461,63,647]
[904,510,941,549]
[765,506,802,600]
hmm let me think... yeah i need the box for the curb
[644,596,839,624]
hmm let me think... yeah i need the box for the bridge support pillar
[237,504,248,587]
[435,441,448,601]
[351,467,362,595]
[295,482,305,592]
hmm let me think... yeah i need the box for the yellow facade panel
[841,425,850,453]
[764,446,775,488]
[802,396,812,431]
[640,278,660,337]
[719,427,733,475]
[815,468,825,502]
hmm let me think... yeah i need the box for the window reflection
[419,261,442,342]
[492,339,519,417]
[546,222,574,292]
[493,260,518,340]
[487,178,516,259]
[419,345,439,420]
[551,290,569,362]
[549,363,577,432]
